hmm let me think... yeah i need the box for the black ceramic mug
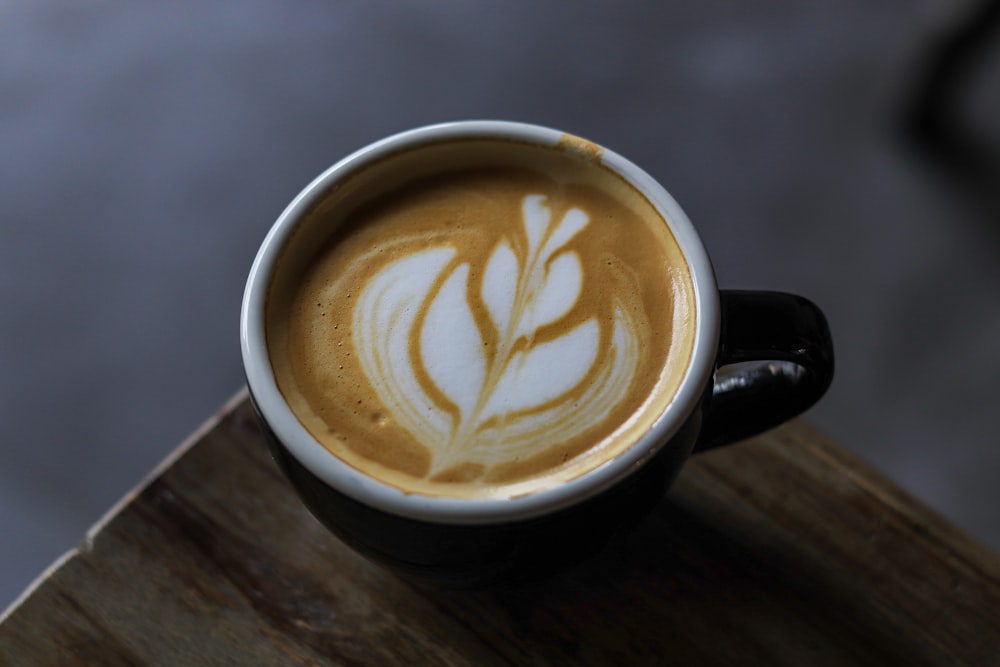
[241,121,833,586]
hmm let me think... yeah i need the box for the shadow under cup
[241,121,834,587]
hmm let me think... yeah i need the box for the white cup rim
[241,120,720,525]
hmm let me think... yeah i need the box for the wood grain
[2,389,998,666]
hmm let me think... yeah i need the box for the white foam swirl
[352,195,642,475]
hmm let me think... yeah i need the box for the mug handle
[695,290,834,452]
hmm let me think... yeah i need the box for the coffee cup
[241,121,834,586]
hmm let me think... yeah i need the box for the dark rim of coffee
[241,120,720,525]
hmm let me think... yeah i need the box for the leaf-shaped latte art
[352,195,643,477]
[481,239,518,338]
[420,263,486,421]
[515,250,583,340]
[353,248,454,447]
[481,318,599,418]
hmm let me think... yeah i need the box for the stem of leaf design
[434,195,591,470]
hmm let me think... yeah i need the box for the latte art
[268,154,696,499]
[353,194,643,480]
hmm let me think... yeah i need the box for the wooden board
[2,389,999,666]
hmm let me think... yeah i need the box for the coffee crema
[267,142,696,499]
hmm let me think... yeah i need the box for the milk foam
[269,153,696,498]
[353,195,640,476]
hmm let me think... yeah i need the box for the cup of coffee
[241,120,833,586]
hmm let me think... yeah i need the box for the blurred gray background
[2,1,998,609]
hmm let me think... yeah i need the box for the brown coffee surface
[267,144,696,499]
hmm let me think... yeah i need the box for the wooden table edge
[0,388,252,624]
